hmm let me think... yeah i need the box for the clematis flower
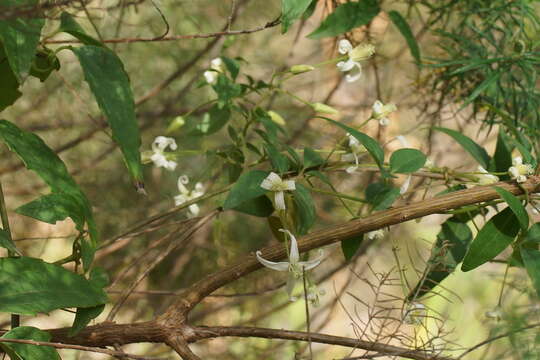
[150,136,178,171]
[260,172,296,210]
[174,175,205,216]
[403,302,427,325]
[203,57,224,84]
[372,100,397,126]
[508,156,534,183]
[366,229,385,241]
[476,166,499,185]
[336,39,375,83]
[256,229,324,301]
[341,133,366,173]
[396,135,413,194]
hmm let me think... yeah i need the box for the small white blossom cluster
[204,57,224,84]
[174,175,205,217]
[150,136,178,171]
[337,39,375,83]
[508,156,534,183]
[260,172,296,210]
[372,100,397,126]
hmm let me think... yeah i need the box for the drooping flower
[341,133,366,173]
[476,166,499,185]
[336,39,375,83]
[403,302,427,325]
[260,172,296,210]
[508,156,534,183]
[256,229,324,301]
[366,229,385,241]
[174,175,205,216]
[203,57,224,84]
[372,100,397,126]
[150,136,178,171]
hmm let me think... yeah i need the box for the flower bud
[166,116,186,134]
[290,64,315,74]
[267,111,286,126]
[311,102,339,115]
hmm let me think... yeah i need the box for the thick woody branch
[191,326,455,360]
[164,177,540,317]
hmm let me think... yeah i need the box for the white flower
[403,302,427,325]
[150,136,178,171]
[174,175,205,216]
[508,156,534,183]
[476,166,499,185]
[341,134,366,173]
[336,39,375,83]
[366,229,385,241]
[203,57,224,84]
[485,306,502,320]
[256,229,324,301]
[372,100,397,126]
[260,172,296,210]
[396,135,413,194]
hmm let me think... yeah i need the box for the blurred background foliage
[1,0,540,359]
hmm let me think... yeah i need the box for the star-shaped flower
[260,172,296,210]
[372,100,397,126]
[508,156,534,183]
[256,229,324,301]
[336,39,375,83]
[341,134,366,173]
[150,136,178,171]
[174,175,205,216]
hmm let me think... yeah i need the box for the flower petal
[338,39,353,54]
[400,175,411,194]
[283,180,296,191]
[298,249,324,270]
[337,60,355,72]
[189,204,200,216]
[274,191,286,210]
[261,172,282,190]
[256,251,289,271]
[286,271,297,301]
[280,229,299,264]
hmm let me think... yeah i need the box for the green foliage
[365,182,400,211]
[341,234,364,261]
[493,186,529,231]
[462,207,520,271]
[281,0,313,33]
[388,10,420,63]
[0,228,19,255]
[0,43,21,110]
[389,148,426,174]
[303,147,325,169]
[59,12,102,46]
[0,257,107,315]
[189,104,231,136]
[308,0,380,39]
[70,267,108,336]
[434,126,490,168]
[223,170,270,210]
[1,326,60,360]
[292,183,316,235]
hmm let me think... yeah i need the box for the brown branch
[190,326,455,360]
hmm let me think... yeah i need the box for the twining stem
[0,180,19,328]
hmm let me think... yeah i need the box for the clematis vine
[476,165,499,185]
[372,100,397,126]
[150,136,178,171]
[336,39,375,83]
[203,57,224,84]
[341,133,366,173]
[174,175,205,216]
[508,156,534,183]
[256,229,324,301]
[260,172,296,210]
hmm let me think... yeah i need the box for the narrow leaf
[265,144,289,173]
[281,0,313,33]
[72,45,143,184]
[461,71,501,108]
[434,127,490,168]
[59,12,103,46]
[0,43,21,111]
[0,228,19,255]
[0,257,107,315]
[303,147,325,169]
[522,247,540,297]
[308,0,380,39]
[462,207,520,272]
[389,148,426,173]
[1,326,60,360]
[388,11,420,63]
[494,186,528,231]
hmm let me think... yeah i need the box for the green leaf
[408,216,472,300]
[59,12,103,46]
[434,127,490,168]
[461,71,501,108]
[0,0,44,82]
[462,207,520,272]
[16,193,86,230]
[1,326,60,360]
[220,56,240,80]
[389,148,426,174]
[524,223,540,245]
[223,170,270,210]
[494,186,528,231]
[308,0,380,39]
[292,183,316,235]
[265,144,289,173]
[341,234,364,261]
[71,45,143,184]
[0,43,21,111]
[0,257,107,315]
[321,117,386,175]
[388,10,420,63]
[489,129,513,177]
[230,195,274,217]
[303,147,325,169]
[281,0,313,33]
[189,104,231,136]
[212,74,242,106]
[522,247,540,297]
[0,228,19,255]
[365,182,400,211]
